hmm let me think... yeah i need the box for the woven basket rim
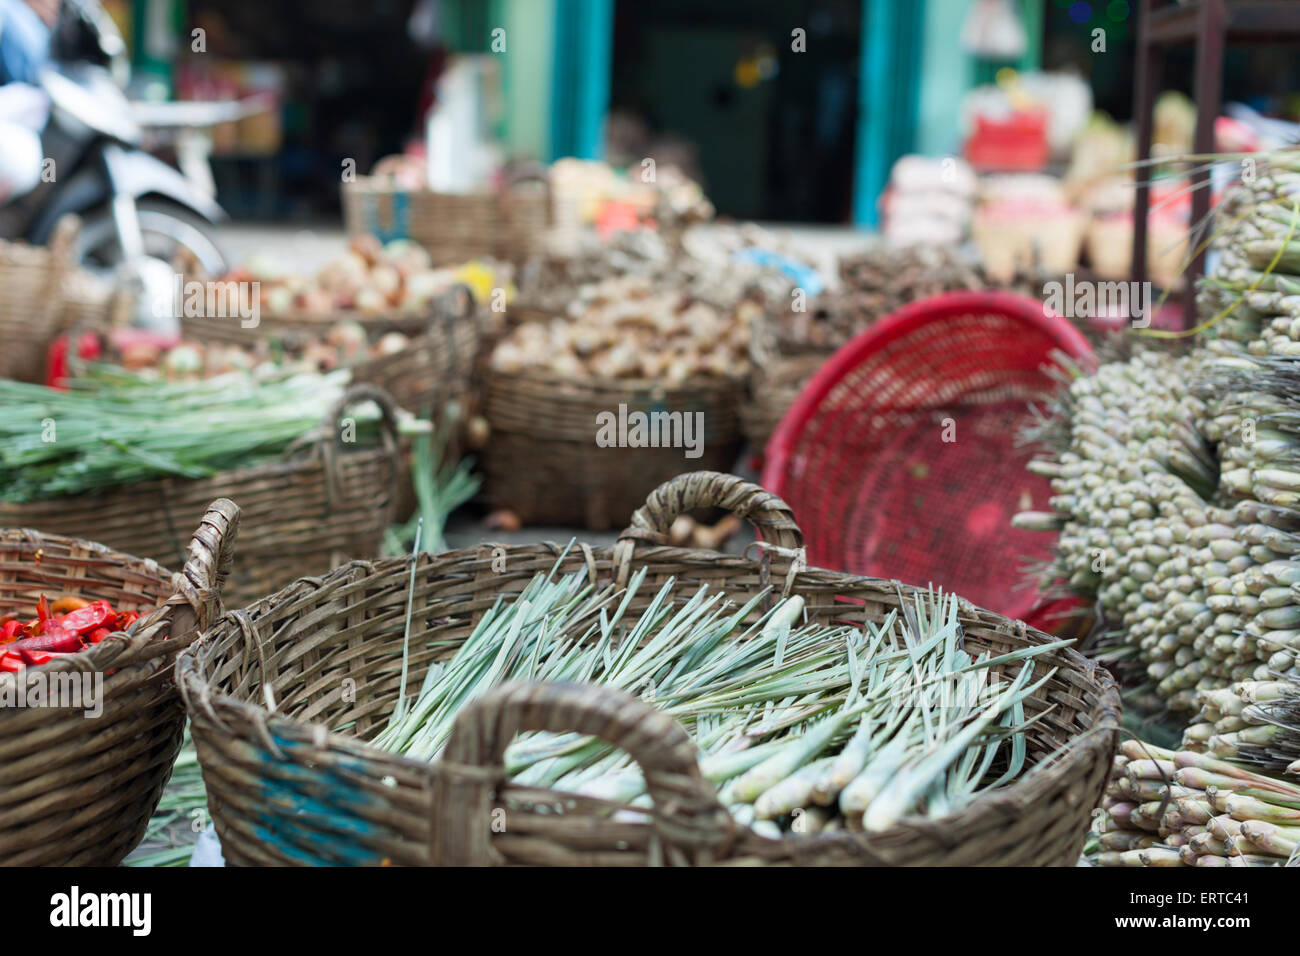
[490,366,743,395]
[0,448,391,514]
[181,305,481,332]
[179,540,1120,848]
[342,179,551,202]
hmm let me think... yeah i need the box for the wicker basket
[0,218,82,383]
[178,288,479,419]
[178,471,1119,866]
[480,370,742,528]
[0,384,400,609]
[742,316,832,454]
[342,165,552,266]
[58,269,134,333]
[0,499,239,866]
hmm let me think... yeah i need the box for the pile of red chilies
[0,596,139,672]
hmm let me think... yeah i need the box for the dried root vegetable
[491,275,758,384]
[762,245,1066,355]
[517,223,808,318]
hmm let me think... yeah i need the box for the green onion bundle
[0,367,388,501]
[377,560,1064,835]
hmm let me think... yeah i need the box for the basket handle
[431,681,732,866]
[150,497,241,640]
[285,383,403,510]
[416,283,479,412]
[429,281,478,330]
[498,160,554,228]
[611,471,804,587]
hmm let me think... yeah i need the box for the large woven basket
[58,269,134,334]
[480,370,742,528]
[342,165,552,266]
[0,218,82,383]
[179,288,479,418]
[0,384,400,609]
[0,499,238,866]
[179,471,1119,866]
[742,351,829,456]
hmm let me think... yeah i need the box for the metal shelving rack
[1132,0,1300,328]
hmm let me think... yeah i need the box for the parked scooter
[0,0,263,325]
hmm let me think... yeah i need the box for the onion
[327,319,368,358]
[162,344,204,378]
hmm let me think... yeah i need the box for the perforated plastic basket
[761,290,1094,631]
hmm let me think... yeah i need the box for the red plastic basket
[761,291,1094,631]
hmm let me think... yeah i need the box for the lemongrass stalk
[1238,820,1300,856]
[729,702,866,804]
[810,713,875,806]
[1224,791,1300,823]
[754,757,836,820]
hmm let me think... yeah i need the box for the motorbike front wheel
[74,197,228,277]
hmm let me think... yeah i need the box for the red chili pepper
[86,627,112,645]
[59,600,115,635]
[114,611,139,631]
[36,594,51,628]
[1,620,20,643]
[12,624,84,655]
[16,646,53,666]
[0,652,23,672]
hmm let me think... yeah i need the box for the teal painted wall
[916,0,970,157]
[916,0,1044,158]
[853,0,924,226]
[550,0,613,161]
[503,0,555,160]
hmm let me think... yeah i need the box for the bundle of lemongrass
[1016,151,1300,712]
[0,367,400,502]
[1093,739,1300,867]
[1014,349,1221,710]
[376,561,1065,836]
[1182,678,1300,777]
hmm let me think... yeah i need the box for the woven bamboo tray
[178,471,1119,866]
[0,498,238,866]
[0,218,81,383]
[0,384,400,609]
[342,165,553,266]
[480,370,742,528]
